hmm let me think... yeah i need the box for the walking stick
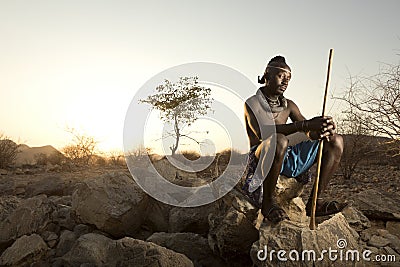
[309,49,334,230]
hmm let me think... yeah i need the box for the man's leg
[306,134,346,214]
[255,133,289,222]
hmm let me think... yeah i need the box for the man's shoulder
[245,94,259,105]
[286,98,297,108]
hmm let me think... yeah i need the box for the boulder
[368,235,391,248]
[250,213,360,267]
[73,224,93,237]
[0,195,54,250]
[375,229,400,255]
[56,230,77,257]
[341,206,371,232]
[143,199,173,232]
[0,195,21,221]
[25,175,74,197]
[57,233,193,267]
[169,203,218,235]
[353,189,400,220]
[274,176,307,223]
[386,221,400,239]
[0,234,48,266]
[147,232,227,267]
[206,176,307,264]
[51,204,77,230]
[71,172,149,237]
[208,190,259,265]
[150,158,198,183]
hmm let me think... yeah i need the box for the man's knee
[275,134,289,158]
[256,134,288,159]
[328,134,344,154]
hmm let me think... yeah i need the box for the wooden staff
[309,49,334,230]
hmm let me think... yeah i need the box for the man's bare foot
[262,200,289,223]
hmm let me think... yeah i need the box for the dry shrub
[216,148,243,165]
[179,150,201,161]
[0,134,19,168]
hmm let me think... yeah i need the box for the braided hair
[258,55,291,84]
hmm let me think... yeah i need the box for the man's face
[267,68,291,95]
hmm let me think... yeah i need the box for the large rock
[208,190,259,265]
[151,158,198,183]
[169,203,218,235]
[353,189,400,220]
[341,206,371,232]
[0,195,21,221]
[0,195,54,250]
[147,232,227,267]
[0,234,48,266]
[275,176,307,223]
[56,230,77,257]
[250,213,360,267]
[72,172,149,237]
[25,175,76,197]
[206,175,306,264]
[143,199,173,232]
[57,233,193,266]
[386,221,400,239]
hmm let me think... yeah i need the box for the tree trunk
[171,112,180,156]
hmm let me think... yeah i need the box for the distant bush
[216,148,243,165]
[179,150,201,161]
[0,134,19,168]
[108,151,125,166]
[94,155,107,167]
[62,129,98,166]
[34,153,48,166]
[48,151,66,165]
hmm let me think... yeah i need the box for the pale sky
[0,0,399,153]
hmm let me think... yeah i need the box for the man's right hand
[306,116,336,139]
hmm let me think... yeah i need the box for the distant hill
[15,145,62,166]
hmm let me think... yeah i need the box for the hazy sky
[0,0,399,152]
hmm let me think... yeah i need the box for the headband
[266,65,291,74]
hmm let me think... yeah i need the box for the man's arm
[288,100,336,140]
[275,100,307,135]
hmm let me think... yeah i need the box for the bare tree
[337,63,400,159]
[140,76,213,156]
[336,111,375,179]
[62,129,98,166]
[0,133,19,168]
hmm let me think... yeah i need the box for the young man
[243,56,348,223]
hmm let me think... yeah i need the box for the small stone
[377,229,389,236]
[41,231,58,242]
[0,169,7,175]
[361,231,372,242]
[48,239,57,248]
[368,235,390,248]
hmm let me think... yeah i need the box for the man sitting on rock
[243,55,348,223]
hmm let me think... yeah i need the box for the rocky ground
[0,161,399,266]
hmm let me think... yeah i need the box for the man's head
[258,56,291,85]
